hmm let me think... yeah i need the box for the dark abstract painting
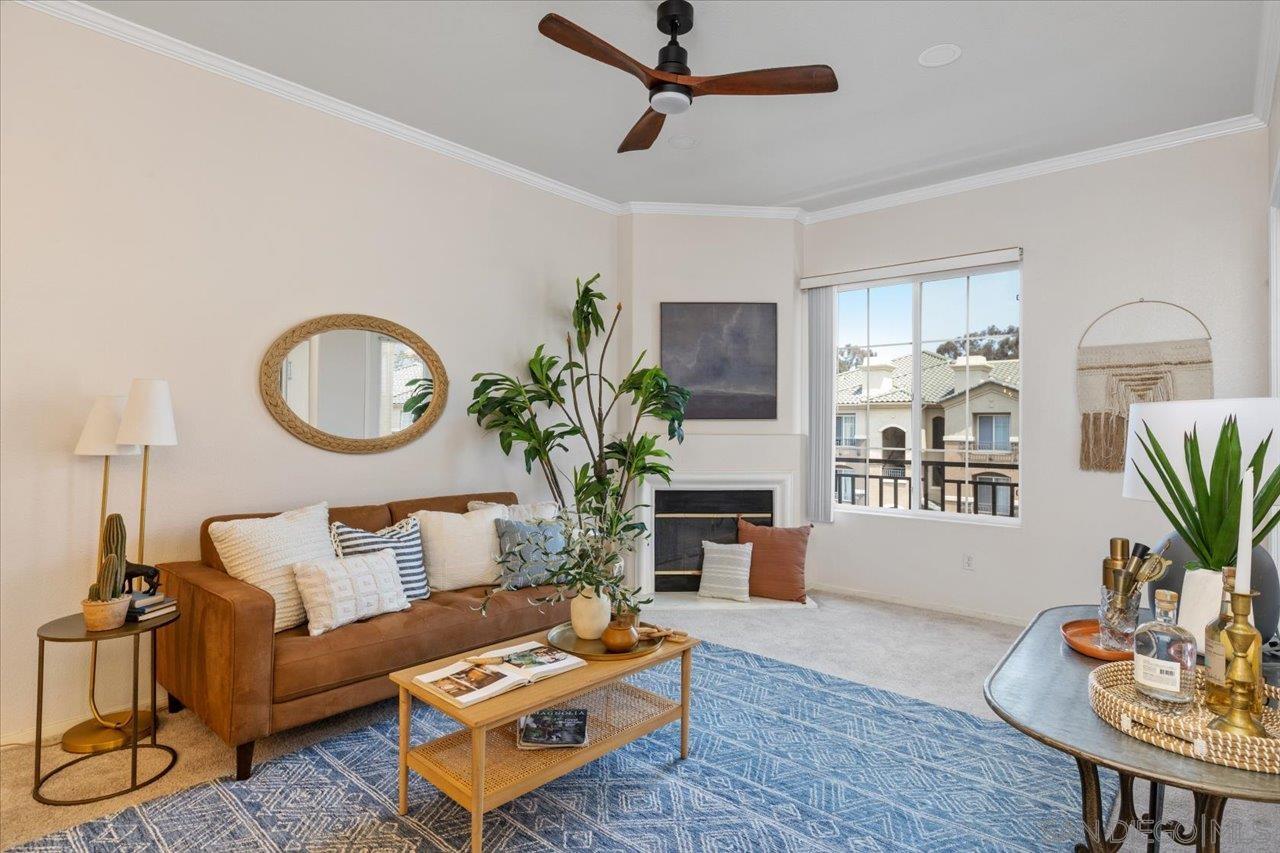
[660,302,777,419]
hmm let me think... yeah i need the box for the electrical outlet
[961,553,976,572]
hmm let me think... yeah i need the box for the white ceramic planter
[1177,568,1226,653]
[570,589,611,640]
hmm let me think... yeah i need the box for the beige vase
[570,588,611,640]
[82,595,130,631]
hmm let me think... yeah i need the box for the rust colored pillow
[737,518,811,602]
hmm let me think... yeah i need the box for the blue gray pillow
[495,518,565,589]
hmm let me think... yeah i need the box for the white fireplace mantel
[634,472,796,596]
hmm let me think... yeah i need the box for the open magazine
[414,641,586,707]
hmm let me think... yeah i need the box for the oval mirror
[259,314,448,453]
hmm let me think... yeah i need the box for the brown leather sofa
[155,491,568,779]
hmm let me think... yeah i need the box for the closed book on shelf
[126,605,176,622]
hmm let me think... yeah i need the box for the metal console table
[985,605,1279,853]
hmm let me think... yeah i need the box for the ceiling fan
[538,0,838,152]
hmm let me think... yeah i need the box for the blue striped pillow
[330,517,429,600]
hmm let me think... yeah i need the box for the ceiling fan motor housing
[651,2,693,113]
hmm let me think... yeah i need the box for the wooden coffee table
[390,629,698,852]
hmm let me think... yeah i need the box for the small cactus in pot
[83,514,131,630]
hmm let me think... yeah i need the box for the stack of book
[127,591,175,622]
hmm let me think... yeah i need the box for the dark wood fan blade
[618,108,666,153]
[538,13,654,88]
[690,65,838,96]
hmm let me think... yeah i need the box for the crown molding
[801,114,1265,225]
[18,1,1270,230]
[623,202,803,220]
[19,0,624,216]
[1255,1,1280,123]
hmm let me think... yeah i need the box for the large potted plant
[470,275,688,638]
[1135,416,1280,642]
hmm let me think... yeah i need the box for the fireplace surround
[635,473,795,596]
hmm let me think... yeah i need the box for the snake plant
[1135,416,1280,572]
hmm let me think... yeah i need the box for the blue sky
[838,269,1020,348]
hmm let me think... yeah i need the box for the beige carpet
[1,591,1275,849]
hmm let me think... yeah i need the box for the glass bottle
[1133,589,1197,707]
[1203,567,1264,715]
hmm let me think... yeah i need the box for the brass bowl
[546,621,665,661]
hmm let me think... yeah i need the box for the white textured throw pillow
[467,500,559,523]
[292,550,409,636]
[207,502,334,632]
[414,505,507,591]
[698,541,753,603]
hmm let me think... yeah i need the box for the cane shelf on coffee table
[390,628,698,853]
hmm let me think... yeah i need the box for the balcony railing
[834,456,1019,518]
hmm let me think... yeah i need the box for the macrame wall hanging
[1076,299,1213,472]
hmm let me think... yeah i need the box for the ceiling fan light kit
[538,0,838,152]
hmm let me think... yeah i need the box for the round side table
[33,610,179,805]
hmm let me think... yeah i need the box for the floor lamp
[64,396,140,754]
[116,379,178,567]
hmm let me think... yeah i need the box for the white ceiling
[84,0,1270,211]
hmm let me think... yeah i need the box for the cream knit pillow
[292,550,409,636]
[413,504,506,591]
[208,502,334,632]
[467,500,559,523]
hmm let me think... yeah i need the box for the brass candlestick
[1207,591,1268,739]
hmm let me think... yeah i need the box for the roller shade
[800,247,1022,290]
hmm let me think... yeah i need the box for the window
[976,414,1011,451]
[835,414,857,446]
[975,473,1013,516]
[832,266,1020,520]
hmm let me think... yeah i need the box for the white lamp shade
[116,379,178,446]
[74,396,140,456]
[1122,397,1280,500]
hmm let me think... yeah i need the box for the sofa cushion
[207,503,335,632]
[200,503,392,571]
[271,584,568,702]
[388,492,516,523]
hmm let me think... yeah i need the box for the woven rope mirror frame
[259,314,448,453]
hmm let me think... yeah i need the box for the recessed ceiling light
[668,135,698,150]
[918,43,962,68]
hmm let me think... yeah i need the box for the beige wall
[0,5,616,739]
[805,128,1270,621]
[618,213,807,524]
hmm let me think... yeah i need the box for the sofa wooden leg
[167,694,185,714]
[235,741,255,781]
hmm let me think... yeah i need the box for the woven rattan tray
[1089,661,1280,774]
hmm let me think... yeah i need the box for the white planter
[1177,568,1226,654]
[571,589,611,640]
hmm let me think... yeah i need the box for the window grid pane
[835,269,1019,520]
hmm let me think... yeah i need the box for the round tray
[1061,618,1133,661]
[1089,661,1280,774]
[546,621,665,661]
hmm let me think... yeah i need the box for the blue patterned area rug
[19,643,1108,852]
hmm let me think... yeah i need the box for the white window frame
[829,261,1022,526]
